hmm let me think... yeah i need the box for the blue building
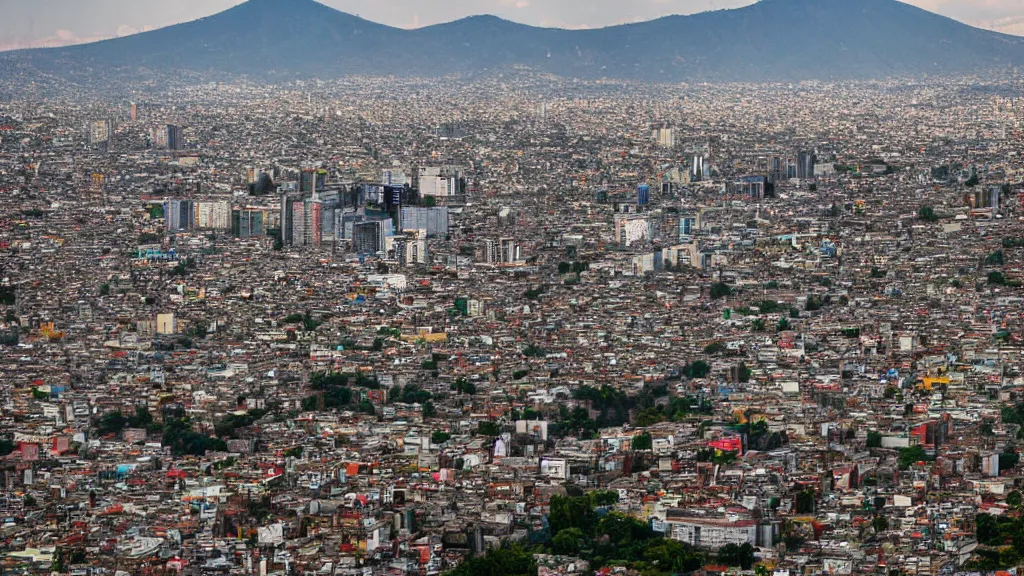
[637,184,650,206]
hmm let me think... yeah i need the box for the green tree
[704,341,726,354]
[644,538,705,573]
[478,421,501,436]
[548,495,596,536]
[596,511,652,544]
[918,205,939,222]
[551,527,586,556]
[431,430,450,444]
[0,286,15,306]
[795,489,815,514]
[738,362,752,383]
[451,379,477,395]
[898,445,930,469]
[128,406,154,429]
[873,515,889,533]
[683,360,712,379]
[422,401,436,419]
[95,410,128,436]
[1001,450,1020,471]
[710,282,732,300]
[867,430,882,448]
[587,490,620,507]
[989,271,1009,285]
[448,546,537,576]
[162,418,226,456]
[1007,490,1022,509]
[718,543,755,569]
[631,432,653,451]
[784,533,805,551]
[714,450,739,465]
[975,514,1001,546]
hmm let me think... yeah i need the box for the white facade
[382,169,408,187]
[615,214,651,247]
[420,175,458,197]
[653,127,676,148]
[194,201,231,229]
[90,120,111,145]
[666,518,757,549]
[418,167,460,197]
[367,274,407,291]
[156,313,176,335]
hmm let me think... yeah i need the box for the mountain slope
[3,0,1024,83]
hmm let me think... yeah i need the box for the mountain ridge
[2,0,1024,84]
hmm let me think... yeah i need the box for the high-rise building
[130,102,137,122]
[679,212,700,240]
[279,193,298,246]
[797,151,816,179]
[400,206,449,238]
[152,127,169,148]
[232,210,267,238]
[89,120,111,146]
[615,214,651,247]
[167,124,184,151]
[483,239,499,264]
[353,219,391,255]
[291,201,306,246]
[500,238,520,263]
[300,169,326,194]
[418,167,461,198]
[394,229,429,266]
[637,184,650,207]
[482,238,520,263]
[164,200,194,233]
[381,169,408,187]
[691,156,706,181]
[304,196,323,247]
[733,176,768,200]
[156,313,177,335]
[194,201,231,229]
[766,156,783,182]
[653,127,676,148]
[336,211,365,241]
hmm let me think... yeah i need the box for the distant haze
[1,0,1023,51]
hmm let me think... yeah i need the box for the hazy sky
[1,0,1023,51]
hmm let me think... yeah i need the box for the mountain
[3,0,1024,84]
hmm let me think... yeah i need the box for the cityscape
[3,2,1024,576]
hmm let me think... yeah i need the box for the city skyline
[1,0,1023,51]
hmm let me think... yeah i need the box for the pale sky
[0,0,1022,51]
